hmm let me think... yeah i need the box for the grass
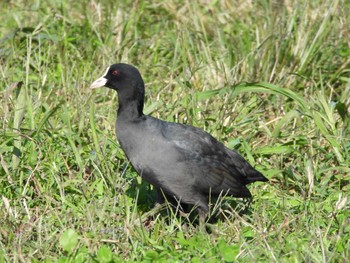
[0,0,349,262]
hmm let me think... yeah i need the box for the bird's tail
[245,170,268,184]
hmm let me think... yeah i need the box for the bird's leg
[133,188,167,226]
[198,208,208,233]
[197,204,218,234]
[135,202,167,226]
[156,188,165,205]
[146,188,169,216]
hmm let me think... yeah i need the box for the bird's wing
[159,121,259,196]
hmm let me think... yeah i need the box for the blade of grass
[12,82,25,170]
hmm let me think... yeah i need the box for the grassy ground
[1,0,349,262]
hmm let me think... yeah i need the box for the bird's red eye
[112,70,118,76]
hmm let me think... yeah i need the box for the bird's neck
[117,88,145,121]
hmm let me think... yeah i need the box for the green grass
[1,0,349,262]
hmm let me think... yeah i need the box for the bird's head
[90,63,143,92]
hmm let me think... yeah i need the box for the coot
[90,63,267,218]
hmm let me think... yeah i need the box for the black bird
[90,63,268,220]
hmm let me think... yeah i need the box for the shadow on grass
[125,178,253,228]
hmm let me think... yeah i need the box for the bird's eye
[112,70,118,76]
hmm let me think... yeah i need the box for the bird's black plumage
[90,63,268,214]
